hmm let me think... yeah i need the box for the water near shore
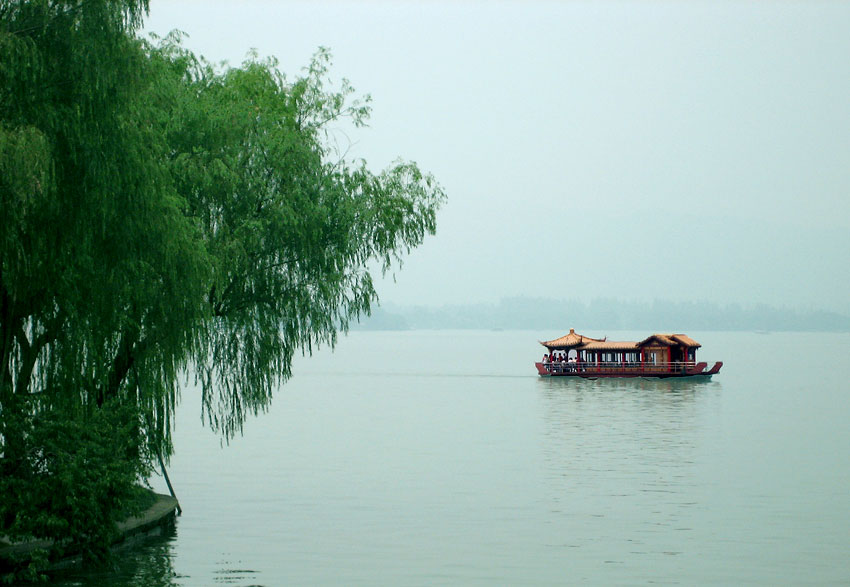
[55,330,850,585]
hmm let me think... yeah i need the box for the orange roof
[542,329,701,350]
[638,334,701,348]
[670,334,701,347]
[540,328,605,349]
[639,334,675,346]
[582,340,639,351]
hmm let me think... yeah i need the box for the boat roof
[541,329,701,350]
[540,328,605,349]
[582,340,639,350]
[639,334,702,348]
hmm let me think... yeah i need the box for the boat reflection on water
[538,373,722,395]
[535,374,725,530]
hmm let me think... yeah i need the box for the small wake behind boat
[535,329,722,378]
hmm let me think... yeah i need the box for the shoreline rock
[0,491,179,578]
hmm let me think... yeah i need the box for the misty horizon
[355,296,850,333]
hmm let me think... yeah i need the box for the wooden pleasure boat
[535,329,722,378]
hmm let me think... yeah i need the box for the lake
[56,330,850,585]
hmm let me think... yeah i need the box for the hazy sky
[144,1,850,313]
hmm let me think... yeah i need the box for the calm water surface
[57,331,850,585]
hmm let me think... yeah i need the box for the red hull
[535,361,722,378]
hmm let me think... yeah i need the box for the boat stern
[706,361,723,375]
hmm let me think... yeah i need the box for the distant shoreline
[354,298,850,333]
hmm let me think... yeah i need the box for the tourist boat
[535,329,722,378]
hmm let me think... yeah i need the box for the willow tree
[149,39,443,441]
[0,0,443,559]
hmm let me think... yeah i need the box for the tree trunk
[99,331,140,406]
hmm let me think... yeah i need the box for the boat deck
[535,360,722,378]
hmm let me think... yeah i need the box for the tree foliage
[0,0,444,562]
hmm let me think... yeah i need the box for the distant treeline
[353,297,850,332]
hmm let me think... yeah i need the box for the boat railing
[541,360,702,374]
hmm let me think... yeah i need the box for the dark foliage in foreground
[0,0,444,575]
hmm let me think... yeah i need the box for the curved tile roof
[541,329,702,350]
[670,334,701,348]
[582,340,639,351]
[540,328,605,349]
[639,334,702,348]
